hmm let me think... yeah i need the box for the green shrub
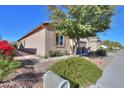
[0,70,5,81]
[49,50,56,57]
[55,51,61,56]
[0,55,13,62]
[12,44,17,49]
[50,57,102,88]
[49,50,62,57]
[87,51,96,58]
[4,56,13,62]
[12,51,17,57]
[0,61,22,81]
[64,50,69,55]
[0,61,8,70]
[95,49,107,57]
[8,62,22,70]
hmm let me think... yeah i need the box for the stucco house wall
[18,24,72,57]
[17,23,101,57]
[88,41,100,51]
[45,25,71,56]
[18,29,46,56]
[80,37,100,51]
[88,37,101,51]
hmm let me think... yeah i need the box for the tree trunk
[87,38,90,52]
[73,39,80,56]
[73,45,77,56]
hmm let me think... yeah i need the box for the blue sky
[0,5,124,45]
[98,6,124,45]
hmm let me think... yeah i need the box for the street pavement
[96,49,124,88]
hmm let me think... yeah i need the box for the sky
[0,5,124,45]
[98,6,124,45]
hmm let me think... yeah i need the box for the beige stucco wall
[88,41,100,51]
[18,29,46,56]
[45,26,70,56]
[18,25,100,57]
[18,26,72,57]
[80,37,100,51]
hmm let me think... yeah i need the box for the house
[101,45,108,49]
[17,23,101,57]
[112,47,120,50]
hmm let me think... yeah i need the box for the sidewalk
[14,51,73,73]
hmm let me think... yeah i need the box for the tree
[102,40,123,49]
[102,39,111,48]
[111,41,122,48]
[48,5,115,55]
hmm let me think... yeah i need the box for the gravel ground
[34,60,59,73]
[0,66,43,88]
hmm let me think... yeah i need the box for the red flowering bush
[0,40,16,56]
[0,41,22,81]
[0,40,8,46]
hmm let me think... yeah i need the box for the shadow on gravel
[19,59,39,67]
[13,72,43,80]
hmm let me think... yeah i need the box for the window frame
[55,34,65,47]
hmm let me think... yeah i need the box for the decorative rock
[0,67,43,88]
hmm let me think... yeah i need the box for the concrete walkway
[95,49,124,88]
[14,51,74,73]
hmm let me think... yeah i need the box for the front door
[76,47,88,55]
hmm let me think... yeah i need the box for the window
[56,34,64,46]
[60,35,64,45]
[56,34,59,45]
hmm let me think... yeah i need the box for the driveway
[95,49,124,88]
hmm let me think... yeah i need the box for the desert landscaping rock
[0,67,43,88]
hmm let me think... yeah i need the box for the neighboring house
[17,23,101,57]
[112,47,120,50]
[101,45,108,49]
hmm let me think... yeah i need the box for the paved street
[96,49,124,88]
